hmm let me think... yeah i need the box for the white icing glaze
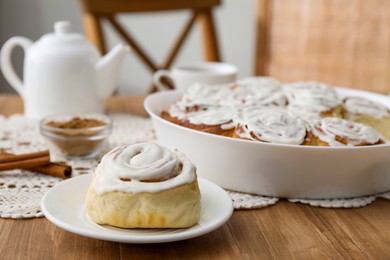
[168,77,285,123]
[175,77,284,111]
[344,96,390,118]
[92,143,196,195]
[311,117,381,146]
[236,76,281,91]
[235,107,307,145]
[164,78,387,147]
[287,106,324,122]
[187,107,236,129]
[219,87,286,108]
[168,103,189,120]
[176,83,224,110]
[220,77,285,107]
[283,81,341,115]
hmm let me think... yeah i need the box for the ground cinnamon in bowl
[39,114,112,159]
[46,117,106,129]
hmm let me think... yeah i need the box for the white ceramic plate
[144,88,390,199]
[41,175,233,244]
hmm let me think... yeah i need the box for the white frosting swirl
[174,77,284,114]
[283,81,341,115]
[344,96,390,118]
[220,77,286,107]
[164,78,387,148]
[311,117,381,146]
[176,83,224,110]
[92,143,196,195]
[235,107,307,145]
[187,107,236,129]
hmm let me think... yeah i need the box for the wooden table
[0,94,389,259]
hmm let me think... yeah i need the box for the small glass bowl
[39,114,112,159]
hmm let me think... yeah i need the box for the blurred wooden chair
[255,0,390,94]
[78,0,222,93]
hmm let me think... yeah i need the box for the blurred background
[0,0,255,95]
[1,0,390,95]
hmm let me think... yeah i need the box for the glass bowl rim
[39,113,113,136]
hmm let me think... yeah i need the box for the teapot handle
[1,37,33,97]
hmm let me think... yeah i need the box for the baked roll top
[283,81,342,120]
[92,143,196,195]
[234,107,307,145]
[309,117,383,146]
[343,96,390,118]
[87,143,201,228]
[220,77,286,108]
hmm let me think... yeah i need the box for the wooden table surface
[0,94,389,259]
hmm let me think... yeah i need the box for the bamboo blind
[257,0,390,94]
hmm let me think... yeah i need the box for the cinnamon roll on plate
[86,143,201,228]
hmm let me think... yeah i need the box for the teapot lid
[37,21,86,46]
[54,21,74,34]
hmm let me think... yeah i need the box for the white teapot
[0,21,129,118]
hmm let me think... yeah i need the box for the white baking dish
[144,88,390,199]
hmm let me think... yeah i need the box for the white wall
[0,0,256,94]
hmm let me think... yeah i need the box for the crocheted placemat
[0,114,388,219]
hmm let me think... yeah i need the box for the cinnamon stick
[0,150,49,163]
[0,150,50,171]
[31,162,72,179]
[0,151,72,179]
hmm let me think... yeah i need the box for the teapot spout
[95,44,130,100]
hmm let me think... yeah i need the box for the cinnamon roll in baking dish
[160,77,389,146]
[283,81,343,120]
[162,105,236,137]
[305,117,384,146]
[174,76,285,111]
[343,96,390,118]
[86,143,201,228]
[220,77,286,107]
[181,107,236,136]
[233,107,307,145]
[342,96,390,140]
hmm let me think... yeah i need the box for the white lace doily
[0,113,154,219]
[0,114,389,219]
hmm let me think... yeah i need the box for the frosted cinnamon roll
[342,96,390,140]
[343,96,390,118]
[305,117,384,146]
[175,83,223,112]
[233,107,307,145]
[86,143,201,228]
[283,81,342,120]
[182,107,237,136]
[220,77,286,107]
[162,83,227,126]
